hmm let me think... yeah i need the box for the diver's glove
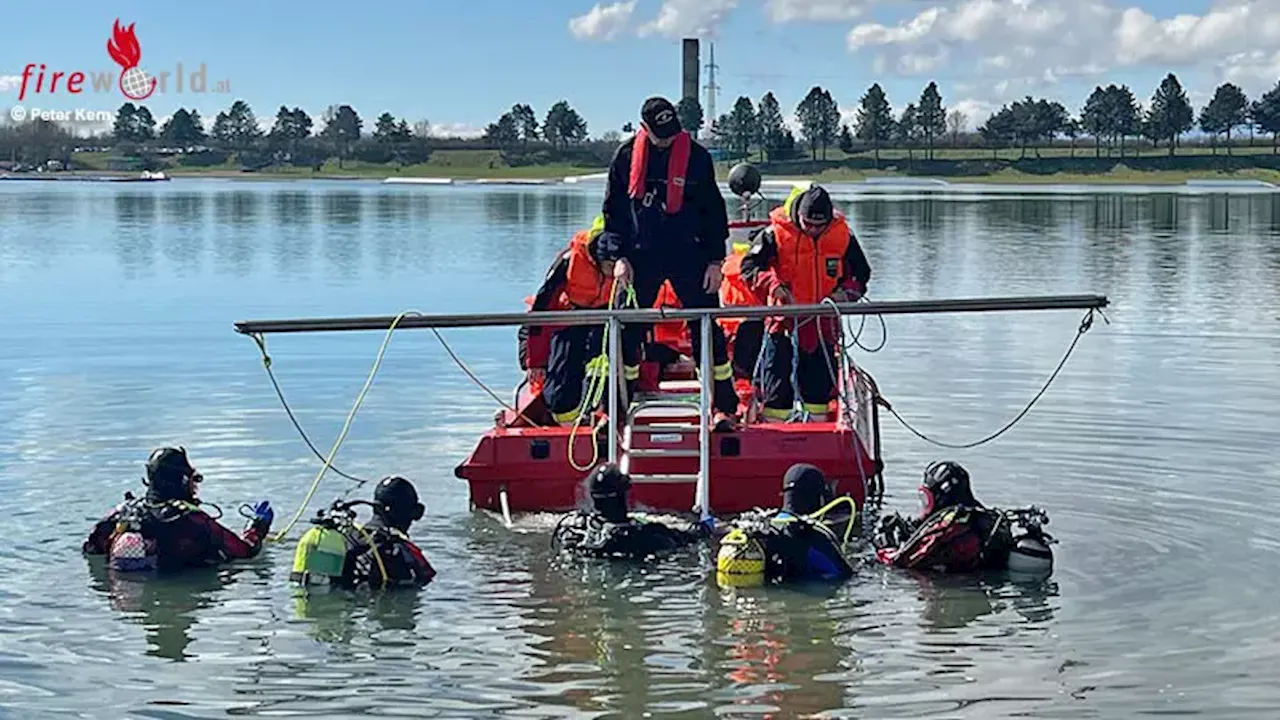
[243,501,274,545]
[872,513,915,550]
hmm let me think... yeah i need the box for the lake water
[2,179,1279,718]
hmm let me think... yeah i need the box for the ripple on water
[3,184,1280,717]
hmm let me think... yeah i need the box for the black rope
[878,307,1107,450]
[249,334,372,486]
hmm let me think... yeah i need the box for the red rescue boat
[454,218,885,517]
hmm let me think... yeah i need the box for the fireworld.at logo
[14,18,231,102]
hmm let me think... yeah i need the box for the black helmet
[782,463,832,516]
[373,476,425,530]
[728,162,762,197]
[145,446,199,501]
[588,463,631,523]
[919,461,979,517]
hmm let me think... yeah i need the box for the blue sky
[3,0,1276,137]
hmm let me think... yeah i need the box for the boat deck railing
[235,294,1109,521]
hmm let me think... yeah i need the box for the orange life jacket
[652,281,688,353]
[718,251,759,336]
[558,229,614,310]
[767,204,851,306]
[629,128,691,214]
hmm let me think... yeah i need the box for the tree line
[7,74,1280,172]
[694,73,1280,165]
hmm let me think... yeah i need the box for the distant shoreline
[4,163,1279,189]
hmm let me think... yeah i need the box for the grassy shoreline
[9,148,1280,186]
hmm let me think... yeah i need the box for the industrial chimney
[681,39,699,106]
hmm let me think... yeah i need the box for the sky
[2,0,1279,138]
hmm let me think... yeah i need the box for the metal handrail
[234,294,1109,334]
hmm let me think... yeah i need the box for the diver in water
[291,476,436,589]
[83,447,273,573]
[873,461,1055,575]
[552,463,709,559]
[717,463,856,586]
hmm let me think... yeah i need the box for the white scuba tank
[1007,536,1054,576]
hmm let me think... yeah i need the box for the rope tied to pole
[877,306,1108,450]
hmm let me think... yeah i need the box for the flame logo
[107,19,157,100]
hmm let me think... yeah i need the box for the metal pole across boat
[608,316,620,465]
[698,313,712,520]
[233,294,1110,335]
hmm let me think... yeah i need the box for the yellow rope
[567,284,637,471]
[351,522,390,589]
[270,310,421,543]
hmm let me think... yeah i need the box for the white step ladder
[605,317,715,519]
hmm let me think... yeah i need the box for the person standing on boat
[599,96,739,430]
[83,447,273,573]
[520,215,616,426]
[740,184,872,422]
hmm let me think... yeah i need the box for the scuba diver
[552,463,709,559]
[873,461,1055,575]
[291,476,436,589]
[716,464,856,586]
[83,447,273,573]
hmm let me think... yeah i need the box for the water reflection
[6,183,1280,717]
[291,588,422,645]
[85,559,264,662]
[483,191,538,227]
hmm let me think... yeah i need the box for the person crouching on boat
[873,461,1055,576]
[552,463,709,559]
[83,447,273,573]
[290,476,436,589]
[717,464,855,586]
[519,215,616,427]
[740,184,872,422]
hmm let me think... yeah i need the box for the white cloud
[765,0,867,23]
[0,75,22,94]
[638,0,741,37]
[568,1,638,41]
[951,97,994,125]
[845,0,1280,88]
[430,122,485,139]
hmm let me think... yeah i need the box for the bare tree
[947,109,966,146]
[412,119,432,138]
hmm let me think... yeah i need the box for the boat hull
[455,420,879,515]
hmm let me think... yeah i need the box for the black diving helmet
[373,476,425,531]
[145,446,201,502]
[588,463,631,523]
[782,463,834,516]
[919,461,980,517]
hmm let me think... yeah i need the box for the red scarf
[628,127,691,214]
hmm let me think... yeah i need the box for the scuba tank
[716,526,766,588]
[290,500,359,586]
[1004,506,1055,577]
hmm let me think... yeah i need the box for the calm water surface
[2,180,1279,718]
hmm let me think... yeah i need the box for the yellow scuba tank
[290,525,349,585]
[716,527,766,588]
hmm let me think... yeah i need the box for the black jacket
[599,135,728,266]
